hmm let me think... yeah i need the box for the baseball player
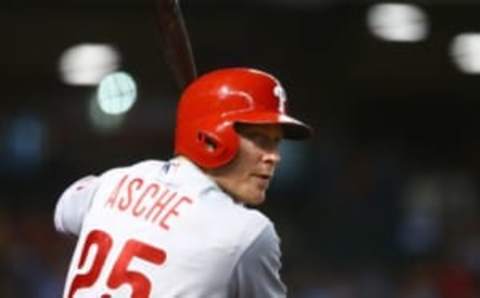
[54,67,311,297]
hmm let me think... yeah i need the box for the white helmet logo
[273,84,287,113]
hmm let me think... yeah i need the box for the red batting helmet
[174,67,311,169]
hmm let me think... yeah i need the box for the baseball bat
[153,0,198,90]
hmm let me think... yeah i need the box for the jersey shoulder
[171,157,274,251]
[193,189,274,255]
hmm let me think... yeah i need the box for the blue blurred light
[0,113,47,173]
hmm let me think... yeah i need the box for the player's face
[208,123,283,205]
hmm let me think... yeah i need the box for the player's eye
[249,133,280,150]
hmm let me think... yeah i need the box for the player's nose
[263,147,281,166]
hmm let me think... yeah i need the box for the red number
[68,230,113,298]
[67,230,167,298]
[107,239,167,298]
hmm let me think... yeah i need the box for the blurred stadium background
[2,0,480,297]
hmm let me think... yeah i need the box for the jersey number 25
[67,229,167,298]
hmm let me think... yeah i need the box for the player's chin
[247,189,267,206]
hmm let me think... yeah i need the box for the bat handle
[155,0,197,90]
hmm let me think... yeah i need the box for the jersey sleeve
[53,175,100,236]
[228,223,287,298]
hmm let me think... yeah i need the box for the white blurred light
[97,71,137,115]
[59,44,120,85]
[88,96,126,133]
[450,33,480,74]
[367,3,429,42]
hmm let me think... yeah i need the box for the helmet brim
[233,112,312,140]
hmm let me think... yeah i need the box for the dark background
[2,0,480,297]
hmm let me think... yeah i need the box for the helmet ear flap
[197,130,224,155]
[193,123,239,169]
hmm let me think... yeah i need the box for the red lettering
[146,190,177,223]
[132,184,160,217]
[159,196,193,230]
[119,178,143,211]
[105,175,128,208]
[103,175,194,232]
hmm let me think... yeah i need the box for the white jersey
[54,157,286,298]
